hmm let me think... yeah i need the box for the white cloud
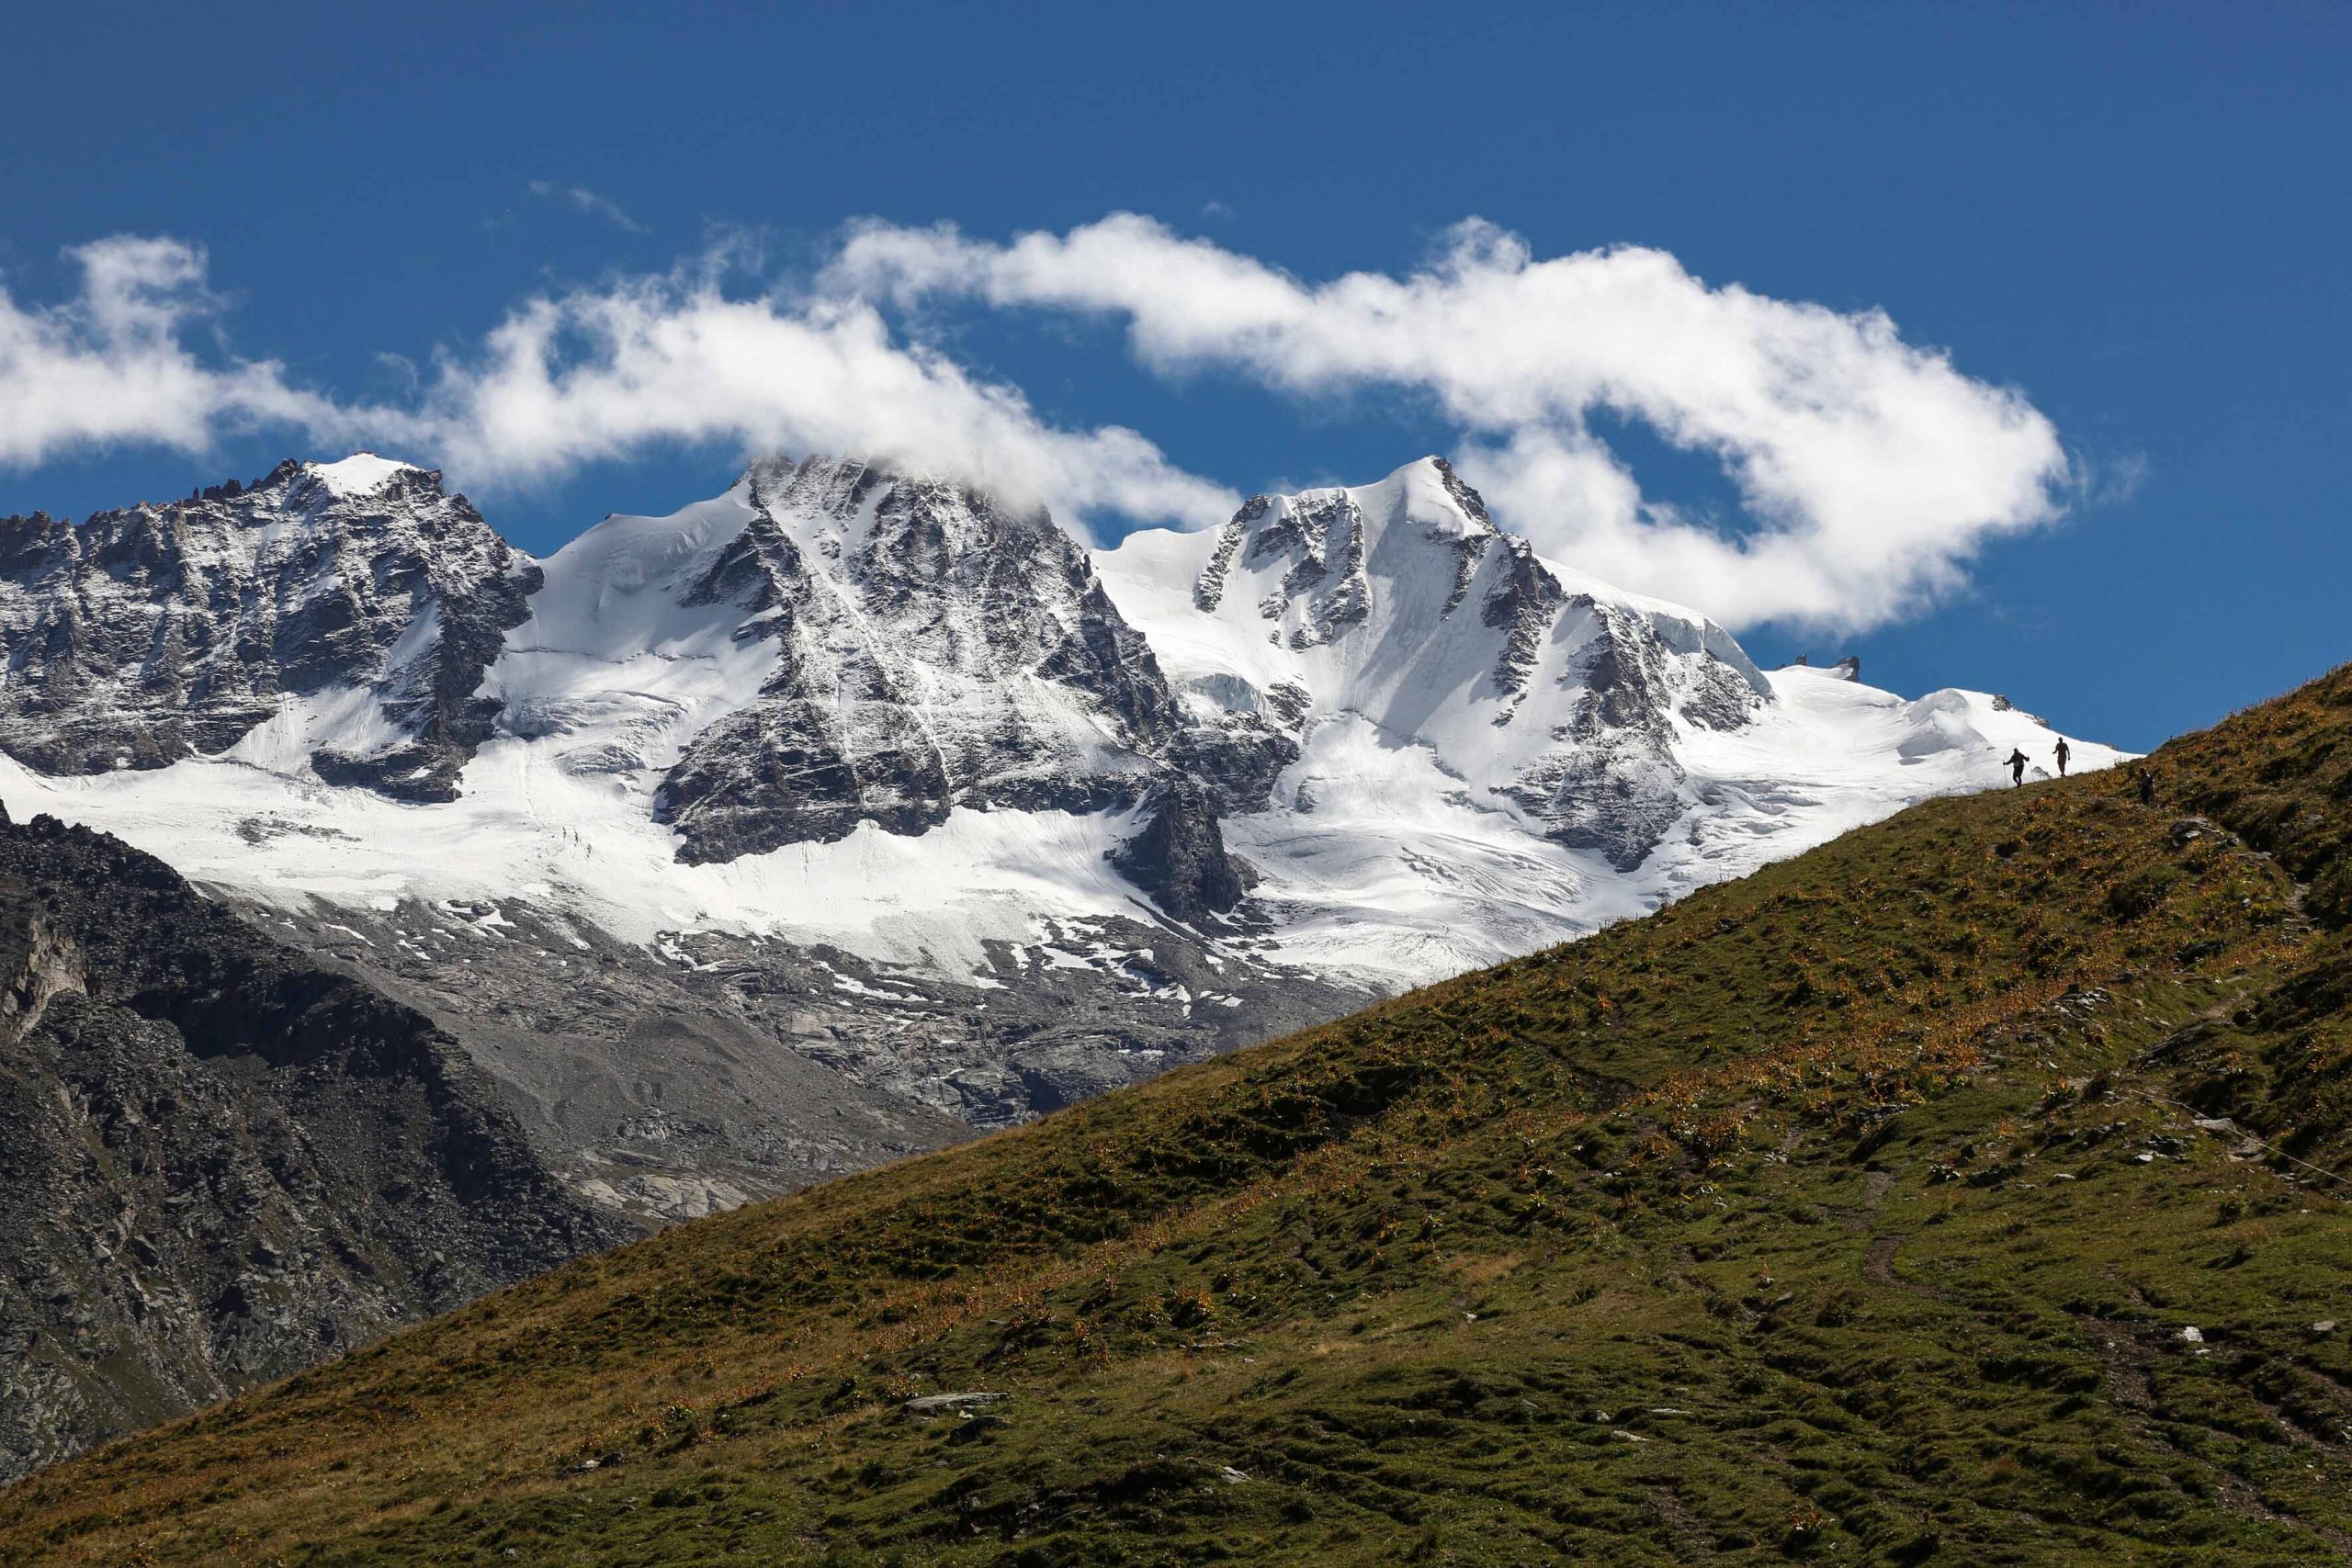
[526,181,650,234]
[385,258,1236,532]
[830,214,2071,630]
[0,237,1232,541]
[0,219,2075,628]
[0,237,334,468]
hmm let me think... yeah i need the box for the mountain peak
[303,452,430,499]
[1240,456,1494,546]
[1386,453,1494,527]
[737,453,1007,513]
[0,457,531,797]
[734,452,804,491]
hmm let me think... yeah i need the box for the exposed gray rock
[904,1391,1007,1416]
[1191,503,1258,612]
[0,805,615,1482]
[1479,534,1567,700]
[0,458,537,802]
[1499,596,1765,871]
[652,457,1218,872]
[1111,777,1253,921]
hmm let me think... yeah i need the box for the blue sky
[4,1,2346,750]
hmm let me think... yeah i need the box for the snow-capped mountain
[0,455,538,800]
[1097,457,2116,978]
[494,455,1234,903]
[0,453,2121,1217]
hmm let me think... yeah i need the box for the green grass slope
[9,668,2352,1566]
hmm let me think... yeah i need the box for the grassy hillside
[8,669,2352,1566]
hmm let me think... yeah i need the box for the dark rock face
[1190,502,1258,613]
[0,460,538,802]
[653,457,1220,881]
[1175,698,1306,817]
[1478,532,1569,701]
[1110,778,1252,921]
[0,806,615,1481]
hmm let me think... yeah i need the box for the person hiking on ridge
[2054,738,2072,777]
[2138,767,2156,806]
[2005,748,2030,787]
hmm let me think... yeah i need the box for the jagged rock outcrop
[0,456,538,801]
[1499,594,1771,870]
[1111,778,1253,921]
[634,457,1217,869]
[0,804,616,1482]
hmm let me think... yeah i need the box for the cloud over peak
[0,238,1230,539]
[832,214,2071,629]
[391,261,1235,529]
[0,237,339,468]
[0,217,2072,631]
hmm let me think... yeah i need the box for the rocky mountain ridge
[0,455,537,801]
[1099,455,1775,877]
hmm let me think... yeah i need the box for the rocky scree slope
[0,805,616,1485]
[10,665,2348,1566]
[261,899,1347,1225]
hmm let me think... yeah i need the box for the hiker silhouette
[2138,767,2156,806]
[2005,749,2030,786]
[2054,739,2072,777]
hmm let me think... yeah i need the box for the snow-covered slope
[1095,457,2125,980]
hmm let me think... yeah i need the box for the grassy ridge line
[4,668,2351,1563]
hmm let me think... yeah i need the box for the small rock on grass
[904,1392,1008,1416]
